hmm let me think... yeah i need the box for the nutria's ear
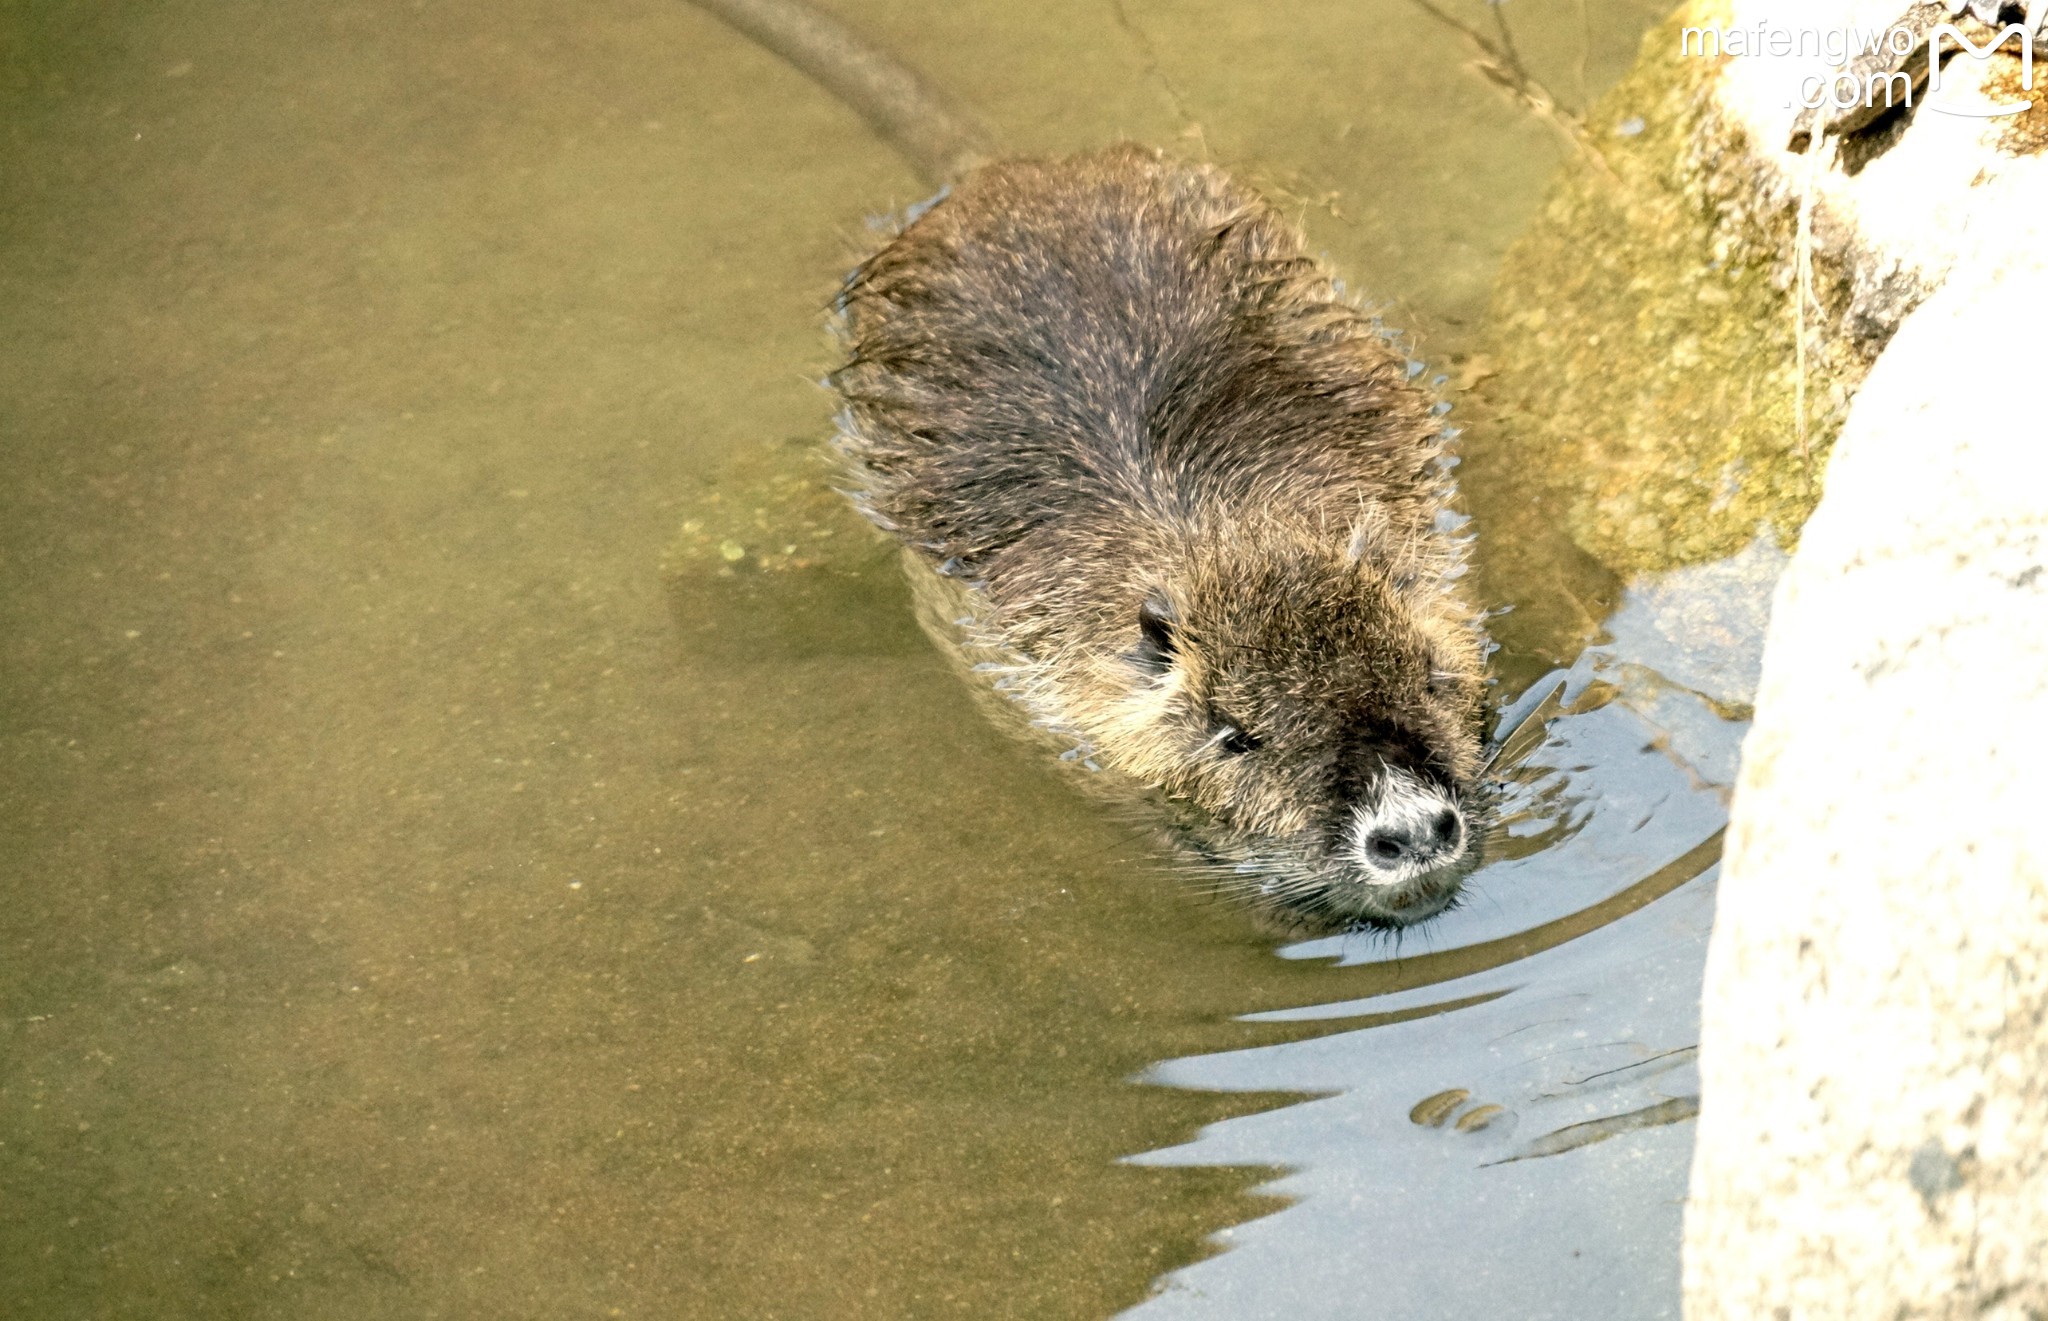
[1130,593,1178,675]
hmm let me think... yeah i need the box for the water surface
[2,2,1697,1316]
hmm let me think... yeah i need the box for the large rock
[1681,249,2048,1315]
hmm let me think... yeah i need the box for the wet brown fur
[831,145,1487,931]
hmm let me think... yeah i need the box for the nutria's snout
[1335,771,1474,926]
[1352,768,1470,885]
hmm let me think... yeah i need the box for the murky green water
[0,1,1704,1317]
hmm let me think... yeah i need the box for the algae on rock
[664,438,921,660]
[663,436,876,580]
[1477,2,1883,578]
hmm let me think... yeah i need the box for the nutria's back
[835,148,1445,567]
[833,146,1488,931]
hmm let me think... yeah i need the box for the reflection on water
[2,0,1703,1316]
[1123,534,1787,1319]
[1131,872,1716,1319]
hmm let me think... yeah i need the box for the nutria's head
[1069,516,1487,932]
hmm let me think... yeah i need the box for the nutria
[830,145,1488,931]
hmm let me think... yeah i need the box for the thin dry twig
[1792,127,1829,490]
[1575,0,1590,112]
[1404,0,1616,179]
[1488,0,1530,83]
[1109,0,1200,136]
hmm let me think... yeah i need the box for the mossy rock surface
[664,437,876,580]
[664,438,923,660]
[1478,1,1878,577]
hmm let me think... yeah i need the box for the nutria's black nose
[1364,809,1463,865]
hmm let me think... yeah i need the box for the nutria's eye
[1212,720,1260,756]
[1129,593,1178,675]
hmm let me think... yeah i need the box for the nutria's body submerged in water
[831,146,1488,931]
